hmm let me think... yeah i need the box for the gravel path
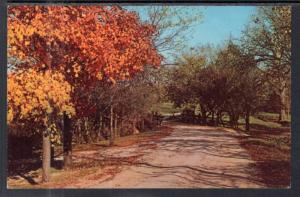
[74,122,266,188]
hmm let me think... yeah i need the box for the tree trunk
[109,105,114,146]
[141,118,145,131]
[216,113,219,126]
[229,114,234,128]
[279,84,289,122]
[77,120,83,144]
[230,113,239,129]
[42,132,51,182]
[50,145,55,167]
[100,115,106,139]
[114,114,118,138]
[98,114,102,138]
[201,109,207,125]
[132,117,139,134]
[83,117,89,143]
[245,110,250,132]
[120,118,124,137]
[63,113,73,169]
[97,114,104,140]
[235,115,239,128]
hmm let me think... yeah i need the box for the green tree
[241,6,291,122]
[166,41,267,131]
[214,41,267,130]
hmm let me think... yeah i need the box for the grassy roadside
[237,114,291,188]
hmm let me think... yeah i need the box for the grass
[255,112,291,123]
[237,114,291,188]
[151,102,183,115]
[242,136,290,151]
[239,116,283,129]
[152,102,291,127]
[219,113,287,130]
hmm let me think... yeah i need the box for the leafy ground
[238,114,291,188]
[7,126,173,188]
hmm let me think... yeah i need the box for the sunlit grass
[242,116,282,128]
[151,102,183,115]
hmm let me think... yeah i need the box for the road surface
[73,122,265,188]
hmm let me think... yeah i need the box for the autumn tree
[8,6,161,121]
[241,6,291,122]
[8,5,161,177]
[8,6,161,80]
[8,69,74,182]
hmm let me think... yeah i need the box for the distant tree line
[166,7,291,131]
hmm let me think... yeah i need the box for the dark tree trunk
[218,112,226,127]
[141,118,145,131]
[109,105,114,146]
[230,114,234,128]
[235,115,239,128]
[77,120,83,144]
[216,113,219,126]
[100,115,106,139]
[278,112,282,123]
[50,145,55,167]
[114,113,118,138]
[201,109,207,125]
[83,117,90,143]
[98,114,103,139]
[245,111,250,132]
[63,113,72,169]
[42,131,51,182]
[230,113,239,128]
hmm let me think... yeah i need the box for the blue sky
[126,6,256,46]
[194,6,256,46]
[124,6,257,61]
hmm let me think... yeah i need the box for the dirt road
[73,122,266,188]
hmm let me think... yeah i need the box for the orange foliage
[7,69,75,125]
[8,5,162,82]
